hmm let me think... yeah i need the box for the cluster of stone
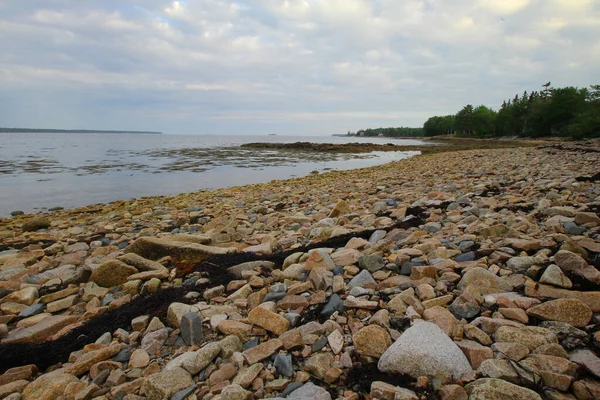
[0,142,599,399]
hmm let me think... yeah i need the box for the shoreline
[0,140,599,399]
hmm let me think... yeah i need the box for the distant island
[0,128,162,134]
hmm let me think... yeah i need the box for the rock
[117,253,167,271]
[219,335,243,358]
[348,269,377,290]
[358,254,385,273]
[449,292,480,319]
[233,363,263,388]
[22,217,50,232]
[526,299,592,328]
[456,339,493,369]
[243,339,282,364]
[228,261,275,279]
[125,237,236,262]
[574,212,600,225]
[90,260,138,287]
[554,250,600,284]
[21,372,78,400]
[524,280,600,312]
[539,264,573,288]
[304,353,334,380]
[327,329,344,355]
[321,294,344,318]
[505,256,538,273]
[370,381,418,400]
[180,312,203,346]
[378,322,473,379]
[423,306,458,336]
[286,382,331,400]
[2,315,78,344]
[248,306,290,335]
[331,248,361,266]
[305,249,336,270]
[353,325,392,358]
[2,287,38,306]
[221,383,253,400]
[274,353,294,378]
[141,366,194,400]
[329,199,350,217]
[167,302,195,328]
[65,344,123,376]
[129,348,150,368]
[457,267,513,294]
[465,378,542,400]
[569,349,600,378]
[141,328,169,355]
[209,363,238,385]
[167,342,221,375]
[494,326,557,351]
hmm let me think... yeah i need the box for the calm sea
[0,133,425,216]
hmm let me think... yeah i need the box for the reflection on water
[0,133,425,215]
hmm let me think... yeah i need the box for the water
[0,133,426,216]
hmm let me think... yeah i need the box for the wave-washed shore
[0,139,599,400]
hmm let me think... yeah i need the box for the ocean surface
[0,133,426,216]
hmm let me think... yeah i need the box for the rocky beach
[0,139,599,400]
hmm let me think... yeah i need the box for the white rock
[378,321,473,379]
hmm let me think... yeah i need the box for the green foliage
[422,82,600,139]
[352,126,423,137]
[423,115,455,136]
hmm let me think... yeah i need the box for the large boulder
[90,260,138,287]
[378,321,473,379]
[22,216,51,232]
[125,237,236,262]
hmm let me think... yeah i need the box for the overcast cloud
[1,0,599,135]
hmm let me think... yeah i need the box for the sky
[0,0,599,135]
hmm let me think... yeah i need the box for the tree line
[348,126,423,137]
[423,83,600,139]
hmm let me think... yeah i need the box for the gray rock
[18,303,45,318]
[378,321,473,379]
[285,313,301,327]
[180,312,203,346]
[321,294,344,319]
[569,349,600,378]
[348,269,377,290]
[312,337,328,352]
[263,292,287,302]
[171,385,197,400]
[454,251,477,262]
[505,257,537,272]
[368,230,387,243]
[113,348,131,363]
[95,332,112,345]
[141,328,170,355]
[287,382,332,400]
[274,353,294,378]
[539,321,587,350]
[281,382,304,397]
[358,254,385,273]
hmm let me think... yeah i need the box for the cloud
[0,0,599,134]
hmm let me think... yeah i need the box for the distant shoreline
[0,128,162,134]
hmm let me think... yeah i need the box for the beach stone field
[0,140,599,400]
